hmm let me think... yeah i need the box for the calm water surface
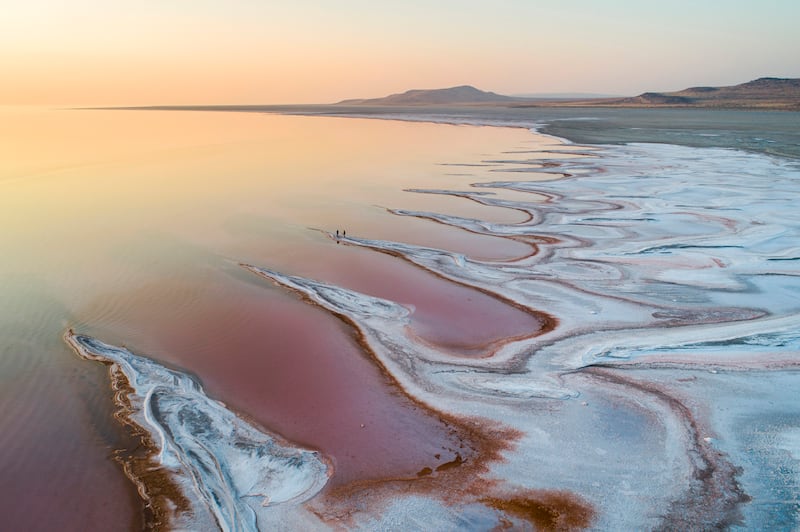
[0,107,558,529]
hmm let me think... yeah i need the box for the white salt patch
[66,332,330,531]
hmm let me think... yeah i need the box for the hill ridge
[337,85,517,105]
[337,77,800,110]
[609,77,800,109]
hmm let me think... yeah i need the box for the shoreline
[47,109,800,529]
[250,125,800,528]
[89,104,800,160]
[61,121,597,528]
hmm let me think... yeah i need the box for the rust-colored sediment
[66,335,189,531]
[71,252,575,530]
[304,329,593,528]
[246,268,592,528]
[84,273,495,484]
[482,490,596,531]
[311,412,596,530]
[308,412,523,525]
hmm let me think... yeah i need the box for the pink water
[0,107,555,527]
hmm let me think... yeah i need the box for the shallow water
[2,105,799,530]
[0,107,554,529]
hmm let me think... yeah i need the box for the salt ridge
[68,117,800,528]
[65,332,330,531]
[243,135,800,528]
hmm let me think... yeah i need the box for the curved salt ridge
[242,265,573,401]
[243,266,410,322]
[65,331,330,531]
[540,312,800,370]
[242,139,800,528]
[239,263,746,528]
[368,144,800,351]
[287,141,800,397]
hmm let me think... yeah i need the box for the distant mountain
[337,85,518,105]
[534,78,800,110]
[619,77,800,108]
[336,78,800,110]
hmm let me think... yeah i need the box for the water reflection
[0,107,552,528]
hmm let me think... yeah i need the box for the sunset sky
[2,0,798,105]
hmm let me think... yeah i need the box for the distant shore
[91,103,800,160]
[334,78,800,111]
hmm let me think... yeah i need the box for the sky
[1,0,798,105]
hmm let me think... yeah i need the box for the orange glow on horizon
[1,1,798,105]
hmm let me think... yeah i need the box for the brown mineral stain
[310,416,596,532]
[307,415,523,526]
[434,453,464,472]
[78,278,471,488]
[482,490,596,531]
[66,333,190,529]
[242,265,587,530]
[71,204,562,526]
